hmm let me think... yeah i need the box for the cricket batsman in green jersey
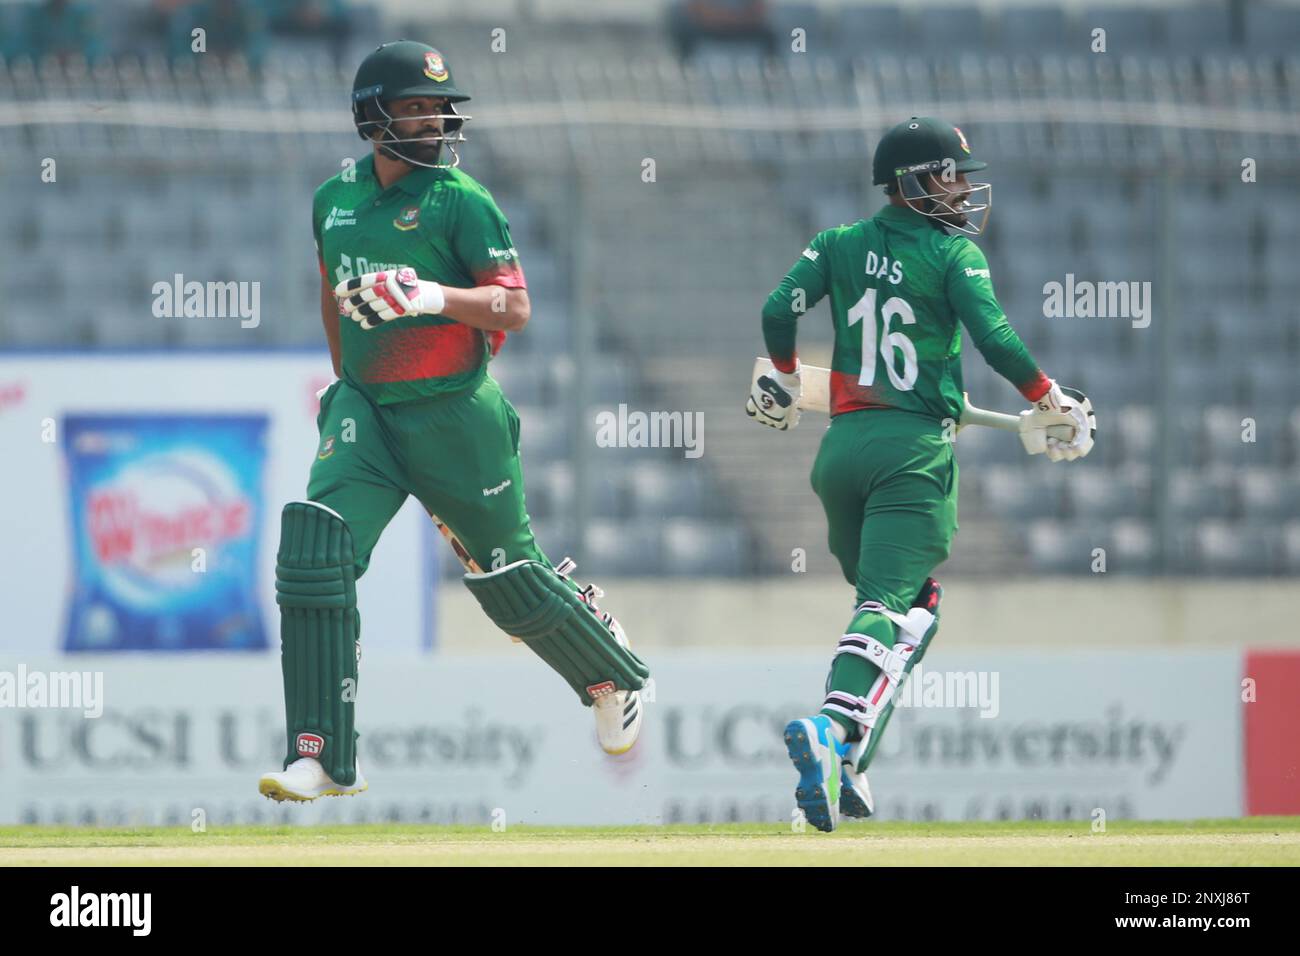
[746,117,1096,831]
[259,41,650,802]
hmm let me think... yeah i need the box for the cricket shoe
[591,618,643,755]
[839,759,875,819]
[556,557,645,756]
[258,757,368,803]
[784,714,847,833]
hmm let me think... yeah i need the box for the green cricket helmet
[351,40,472,169]
[872,117,991,236]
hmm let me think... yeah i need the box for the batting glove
[335,267,445,329]
[1019,380,1096,461]
[746,362,801,431]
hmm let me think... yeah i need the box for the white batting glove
[1019,380,1096,461]
[746,362,801,431]
[334,267,446,329]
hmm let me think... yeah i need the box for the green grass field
[2,818,1298,866]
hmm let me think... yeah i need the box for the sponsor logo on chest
[323,206,357,231]
[333,253,403,286]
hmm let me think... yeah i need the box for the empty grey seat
[1245,3,1300,55]
[1168,467,1238,519]
[1242,359,1295,406]
[1238,468,1300,520]
[834,5,908,56]
[1196,521,1278,574]
[662,519,750,575]
[982,465,1065,519]
[769,3,826,57]
[994,5,1068,50]
[491,360,548,405]
[953,419,1007,466]
[1025,520,1102,573]
[1078,5,1162,51]
[1163,2,1235,51]
[628,462,712,519]
[1113,405,1155,459]
[1283,522,1300,573]
[517,410,568,461]
[915,6,987,50]
[1110,518,1155,573]
[1067,464,1151,519]
[584,519,662,575]
[1203,405,1262,464]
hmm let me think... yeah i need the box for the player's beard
[935,205,970,229]
[928,190,971,228]
[386,122,445,167]
[401,139,444,165]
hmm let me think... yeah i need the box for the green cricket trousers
[308,373,549,575]
[810,407,958,742]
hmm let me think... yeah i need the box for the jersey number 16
[847,288,918,392]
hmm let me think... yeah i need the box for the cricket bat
[427,510,523,643]
[750,357,1075,440]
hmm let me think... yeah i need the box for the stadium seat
[994,5,1069,50]
[982,465,1066,519]
[914,6,988,51]
[628,462,712,519]
[1196,520,1280,574]
[662,519,751,575]
[1066,464,1150,519]
[833,4,908,59]
[1110,518,1156,573]
[585,519,663,576]
[1079,4,1163,52]
[1163,2,1236,51]
[491,360,549,406]
[1238,468,1300,520]
[517,410,569,461]
[1245,2,1300,55]
[1169,467,1239,519]
[1283,522,1300,573]
[1026,519,1103,573]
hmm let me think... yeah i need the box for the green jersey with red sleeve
[761,204,1049,422]
[313,155,525,405]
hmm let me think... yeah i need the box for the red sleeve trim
[318,255,327,279]
[1020,371,1052,402]
[770,354,798,375]
[473,264,527,290]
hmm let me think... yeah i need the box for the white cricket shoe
[839,759,875,819]
[258,757,368,803]
[592,618,643,755]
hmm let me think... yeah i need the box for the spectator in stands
[669,0,778,61]
[20,0,103,63]
[168,0,268,70]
